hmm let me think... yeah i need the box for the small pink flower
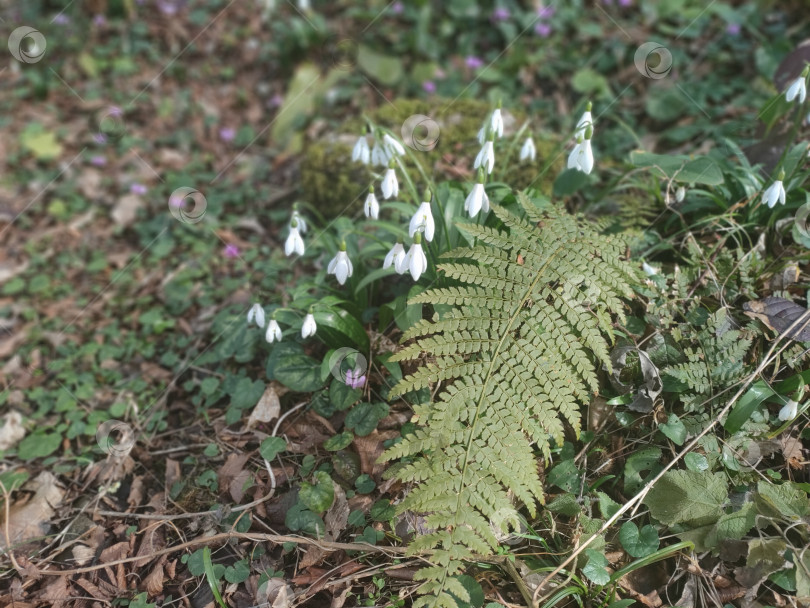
[465,56,484,69]
[726,23,741,36]
[93,133,107,144]
[422,80,436,93]
[90,155,106,166]
[537,5,555,18]
[130,183,147,195]
[169,195,184,208]
[224,244,240,258]
[219,127,236,142]
[93,14,106,26]
[345,368,366,389]
[535,22,552,37]
[390,1,404,13]
[492,7,510,21]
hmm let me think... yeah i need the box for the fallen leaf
[0,471,64,549]
[0,411,26,451]
[111,193,144,227]
[743,297,810,341]
[246,384,281,429]
[324,483,349,541]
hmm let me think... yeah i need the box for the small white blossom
[675,186,686,203]
[301,313,317,338]
[567,137,594,175]
[490,108,504,139]
[383,242,407,274]
[641,262,659,276]
[291,210,307,233]
[351,135,370,164]
[778,399,799,421]
[519,136,536,162]
[409,201,435,242]
[265,319,282,343]
[405,240,428,281]
[474,140,495,174]
[381,168,399,199]
[575,110,593,140]
[364,188,379,219]
[762,180,786,208]
[247,303,266,328]
[284,224,305,256]
[465,183,490,218]
[786,75,807,104]
[477,126,487,144]
[383,133,406,158]
[371,139,389,166]
[327,249,353,285]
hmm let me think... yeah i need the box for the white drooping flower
[490,107,504,139]
[351,134,371,164]
[371,138,390,166]
[641,261,659,276]
[381,166,399,199]
[575,101,593,139]
[284,220,305,256]
[477,125,487,145]
[327,245,353,285]
[465,181,490,218]
[247,303,266,328]
[364,187,379,219]
[778,399,799,421]
[409,200,435,242]
[405,235,428,281]
[762,173,786,208]
[519,136,536,162]
[383,242,407,274]
[265,319,282,343]
[383,133,406,159]
[785,70,808,104]
[301,313,317,338]
[675,186,686,203]
[474,138,496,174]
[567,132,594,175]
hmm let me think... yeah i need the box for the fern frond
[382,192,640,606]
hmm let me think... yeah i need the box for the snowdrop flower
[785,67,808,104]
[405,233,428,281]
[519,136,536,162]
[762,171,786,208]
[778,399,799,421]
[567,127,594,175]
[641,261,659,276]
[265,319,282,343]
[247,303,266,328]
[284,219,305,256]
[383,133,406,159]
[291,209,307,233]
[383,242,407,273]
[575,101,593,140]
[490,103,504,139]
[301,312,317,338]
[352,132,370,164]
[477,125,488,145]
[364,186,380,219]
[465,171,490,218]
[474,134,496,174]
[327,242,353,285]
[381,164,399,199]
[675,186,686,203]
[409,199,435,242]
[371,138,390,166]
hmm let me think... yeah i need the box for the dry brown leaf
[324,483,349,541]
[0,471,64,549]
[73,577,111,602]
[353,430,399,478]
[39,576,70,608]
[780,435,805,469]
[165,459,181,493]
[0,411,26,451]
[135,526,165,567]
[299,545,327,569]
[246,384,281,429]
[229,469,252,503]
[71,544,95,566]
[100,541,130,565]
[218,452,250,497]
[144,561,165,595]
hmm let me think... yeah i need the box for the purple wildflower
[93,132,107,144]
[52,13,70,25]
[90,155,106,166]
[219,127,236,142]
[345,368,366,389]
[422,80,436,93]
[224,244,240,258]
[130,183,147,195]
[492,7,510,21]
[93,14,106,26]
[465,55,484,69]
[726,23,741,36]
[618,0,632,5]
[390,1,404,14]
[169,194,184,208]
[535,22,552,37]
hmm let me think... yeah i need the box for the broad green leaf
[619,521,659,558]
[624,447,663,495]
[658,413,687,445]
[724,381,774,433]
[268,344,324,393]
[259,437,286,461]
[285,503,324,536]
[330,380,361,411]
[370,498,396,522]
[756,480,810,519]
[230,377,265,409]
[596,491,621,519]
[747,538,788,575]
[706,502,756,548]
[345,402,389,436]
[356,44,403,85]
[17,432,62,460]
[20,126,63,160]
[298,471,334,513]
[629,150,724,185]
[643,471,728,527]
[314,308,369,352]
[684,452,709,472]
[582,549,611,586]
[323,431,354,451]
[448,575,484,608]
